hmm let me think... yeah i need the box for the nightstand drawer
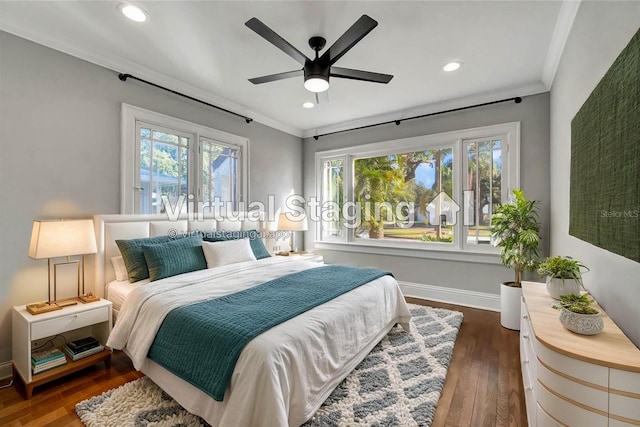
[31,307,109,340]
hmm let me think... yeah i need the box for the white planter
[500,282,522,330]
[546,277,581,300]
[559,308,604,335]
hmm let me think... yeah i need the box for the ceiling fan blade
[245,18,309,66]
[320,15,378,66]
[249,69,303,84]
[330,67,393,83]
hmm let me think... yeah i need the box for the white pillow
[202,238,256,268]
[111,256,128,281]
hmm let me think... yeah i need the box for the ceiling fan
[245,15,393,93]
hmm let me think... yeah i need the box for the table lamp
[28,219,98,314]
[278,213,308,254]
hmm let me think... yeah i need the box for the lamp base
[26,302,62,315]
[78,293,100,303]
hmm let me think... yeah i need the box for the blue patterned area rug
[76,304,463,427]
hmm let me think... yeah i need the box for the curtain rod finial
[313,135,319,141]
[118,73,129,81]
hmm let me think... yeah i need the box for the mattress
[106,278,149,313]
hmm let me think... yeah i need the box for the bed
[94,214,412,427]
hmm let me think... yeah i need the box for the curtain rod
[118,73,253,124]
[312,96,522,140]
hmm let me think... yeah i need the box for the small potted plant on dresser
[537,255,589,300]
[491,189,541,330]
[556,293,604,335]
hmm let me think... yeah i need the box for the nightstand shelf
[12,299,112,398]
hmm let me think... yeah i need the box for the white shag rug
[76,304,463,427]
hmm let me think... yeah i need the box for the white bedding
[106,279,148,313]
[107,256,411,426]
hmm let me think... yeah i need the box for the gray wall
[0,32,302,364]
[303,92,550,295]
[549,2,640,346]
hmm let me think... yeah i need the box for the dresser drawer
[537,379,608,427]
[534,338,608,387]
[537,360,608,412]
[31,306,110,340]
[537,403,561,427]
[609,369,640,422]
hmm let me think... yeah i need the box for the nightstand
[12,299,112,398]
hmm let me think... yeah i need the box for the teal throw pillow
[116,234,185,282]
[142,235,207,282]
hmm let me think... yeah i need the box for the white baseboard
[399,281,500,312]
[0,361,12,380]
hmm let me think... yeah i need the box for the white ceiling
[0,1,578,137]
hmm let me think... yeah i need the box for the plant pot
[546,277,581,300]
[559,308,604,335]
[500,282,522,330]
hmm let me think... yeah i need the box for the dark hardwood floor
[0,298,526,426]
[406,298,527,427]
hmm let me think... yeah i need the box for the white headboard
[93,213,267,298]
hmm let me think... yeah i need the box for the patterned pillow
[201,238,257,268]
[116,235,185,283]
[201,229,271,259]
[142,235,207,282]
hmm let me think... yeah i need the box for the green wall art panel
[570,28,640,263]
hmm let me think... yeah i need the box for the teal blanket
[147,265,392,401]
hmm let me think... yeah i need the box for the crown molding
[542,0,582,89]
[0,22,304,138]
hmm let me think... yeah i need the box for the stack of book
[31,347,67,374]
[62,336,104,361]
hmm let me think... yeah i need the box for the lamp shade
[278,213,308,232]
[29,219,97,259]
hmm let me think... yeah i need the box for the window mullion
[345,155,354,244]
[453,140,464,251]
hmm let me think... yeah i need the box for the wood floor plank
[0,298,526,426]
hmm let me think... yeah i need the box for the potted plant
[537,256,589,300]
[491,189,541,330]
[555,294,604,335]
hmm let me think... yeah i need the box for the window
[315,122,519,255]
[201,137,241,211]
[122,104,248,215]
[137,123,191,214]
[320,158,345,240]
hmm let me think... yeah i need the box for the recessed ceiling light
[443,61,462,72]
[118,3,149,23]
[302,102,315,109]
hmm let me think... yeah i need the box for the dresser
[520,282,640,426]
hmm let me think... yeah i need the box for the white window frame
[121,104,249,214]
[314,122,520,263]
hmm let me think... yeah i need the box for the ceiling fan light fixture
[118,3,149,23]
[443,61,462,72]
[304,76,329,93]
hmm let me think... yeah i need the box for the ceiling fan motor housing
[304,59,330,82]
